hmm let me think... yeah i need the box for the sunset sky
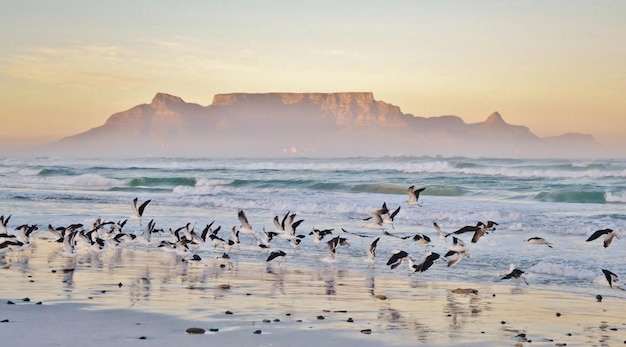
[1,1,625,150]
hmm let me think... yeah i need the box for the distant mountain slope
[51,92,602,158]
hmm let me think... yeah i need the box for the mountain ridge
[50,92,602,158]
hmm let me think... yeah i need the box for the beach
[2,240,625,347]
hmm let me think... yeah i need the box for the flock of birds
[0,185,623,291]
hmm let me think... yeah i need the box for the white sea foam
[605,191,626,203]
[528,261,598,281]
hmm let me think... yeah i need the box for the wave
[528,261,597,281]
[38,168,76,176]
[128,176,197,188]
[351,183,405,195]
[605,191,626,203]
[533,190,607,204]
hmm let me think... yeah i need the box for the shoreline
[2,241,625,346]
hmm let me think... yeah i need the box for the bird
[586,228,619,248]
[322,236,350,263]
[364,237,380,264]
[433,221,446,240]
[309,228,333,244]
[381,203,401,229]
[362,209,386,231]
[408,252,441,273]
[445,222,488,243]
[412,234,432,247]
[405,185,426,206]
[266,250,287,263]
[236,209,259,241]
[131,197,151,225]
[500,264,528,285]
[526,237,554,248]
[482,220,499,231]
[443,249,470,267]
[386,250,410,270]
[0,215,11,234]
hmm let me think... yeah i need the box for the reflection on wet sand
[3,239,626,346]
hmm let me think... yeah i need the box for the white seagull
[405,185,426,206]
[236,209,259,241]
[131,197,151,225]
[586,228,619,248]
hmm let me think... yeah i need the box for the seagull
[322,236,350,263]
[443,249,470,267]
[364,237,380,264]
[594,269,624,290]
[386,250,409,270]
[342,228,375,238]
[131,197,151,225]
[309,228,334,243]
[362,209,386,231]
[412,234,432,247]
[482,220,499,231]
[445,222,488,243]
[381,203,401,229]
[500,264,528,285]
[586,228,619,248]
[526,237,554,248]
[266,250,287,263]
[433,221,446,240]
[408,252,441,273]
[0,215,11,234]
[448,236,467,253]
[405,185,426,206]
[236,209,259,241]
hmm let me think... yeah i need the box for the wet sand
[2,240,625,346]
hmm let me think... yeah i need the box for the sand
[2,240,625,346]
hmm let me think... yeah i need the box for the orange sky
[1,1,625,151]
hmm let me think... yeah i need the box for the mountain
[49,92,602,158]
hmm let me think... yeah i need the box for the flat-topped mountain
[50,92,601,158]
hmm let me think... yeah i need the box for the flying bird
[405,185,426,206]
[526,237,554,248]
[266,250,287,263]
[386,250,410,270]
[500,264,528,285]
[408,252,441,273]
[364,237,380,264]
[131,197,151,225]
[586,228,619,248]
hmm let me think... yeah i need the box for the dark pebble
[492,294,496,297]
[273,319,280,322]
[51,269,57,273]
[7,301,15,305]
[285,313,291,316]
[501,321,506,324]
[610,328,618,331]
[347,318,354,323]
[88,297,93,300]
[360,329,372,334]
[556,312,561,317]
[262,319,271,323]
[334,310,347,313]
[481,331,485,334]
[186,327,205,334]
[225,310,233,315]
[596,295,603,302]
[296,320,302,323]
[317,315,325,320]
[566,333,572,336]
[208,328,219,332]
[1,319,8,323]
[22,298,30,302]
[101,290,106,294]
[29,280,35,283]
[253,330,262,334]
[118,282,123,288]
[138,336,147,340]
[36,301,42,305]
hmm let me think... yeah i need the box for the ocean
[1,155,625,299]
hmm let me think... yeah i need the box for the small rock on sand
[186,328,205,335]
[451,288,479,294]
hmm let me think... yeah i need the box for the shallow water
[1,156,625,299]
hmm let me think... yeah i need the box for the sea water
[1,156,625,298]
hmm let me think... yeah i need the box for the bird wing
[586,229,611,242]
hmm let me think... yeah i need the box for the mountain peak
[151,93,185,107]
[485,111,504,124]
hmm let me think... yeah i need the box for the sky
[0,0,625,150]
